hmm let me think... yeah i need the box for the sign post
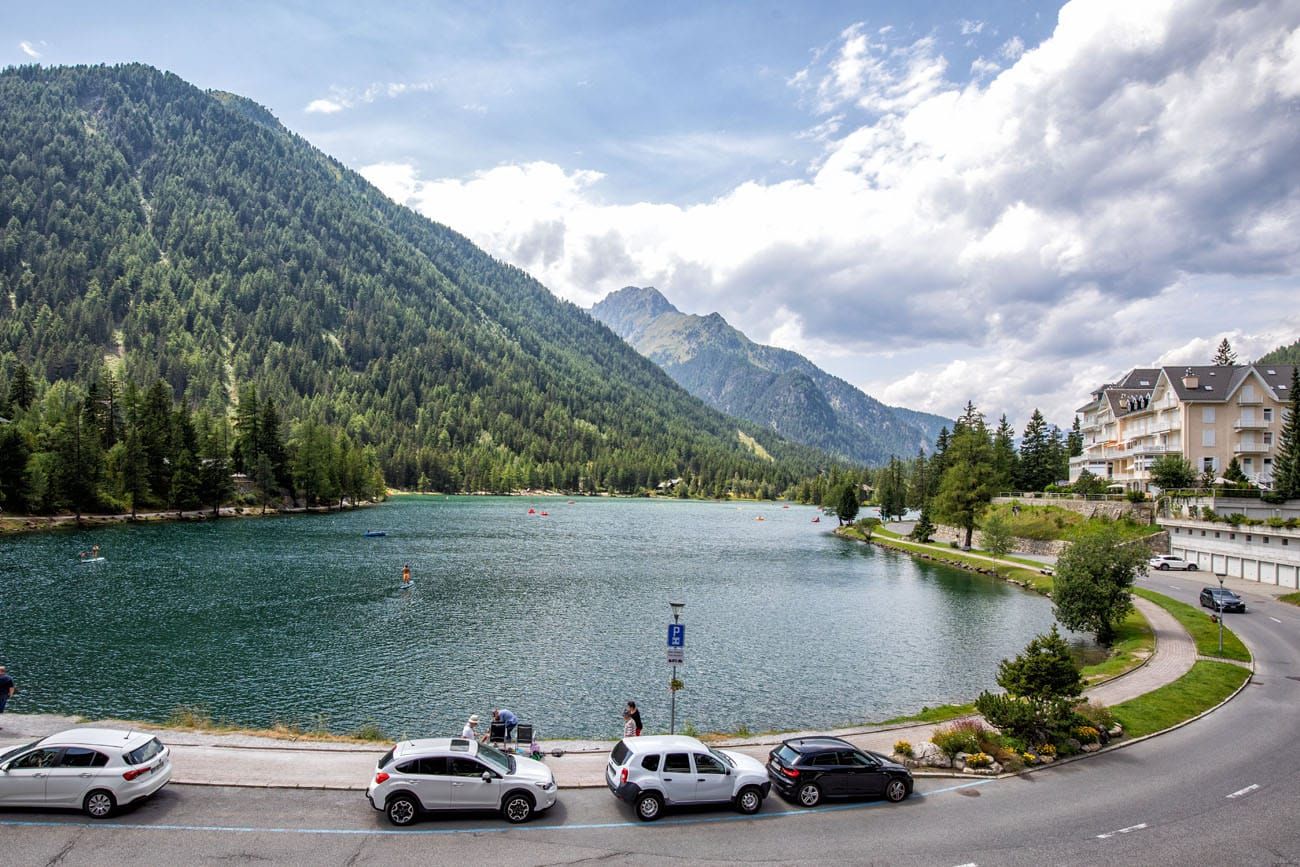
[668,602,685,734]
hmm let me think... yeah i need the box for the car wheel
[1158,563,1169,570]
[635,792,664,821]
[501,791,534,824]
[735,786,763,815]
[83,789,117,819]
[385,793,419,826]
[884,779,909,803]
[1187,564,1197,571]
[797,782,822,808]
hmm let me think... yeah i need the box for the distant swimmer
[402,564,411,585]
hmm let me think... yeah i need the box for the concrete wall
[1163,518,1300,589]
[1163,496,1300,522]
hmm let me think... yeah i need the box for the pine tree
[1068,415,1083,457]
[9,363,36,411]
[1017,409,1052,491]
[1273,366,1300,498]
[991,414,1019,493]
[932,419,996,548]
[1212,338,1237,366]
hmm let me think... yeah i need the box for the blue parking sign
[667,624,685,647]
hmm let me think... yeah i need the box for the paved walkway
[0,599,1203,790]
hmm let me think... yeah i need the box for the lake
[0,496,1068,740]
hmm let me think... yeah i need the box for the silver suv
[0,727,172,818]
[605,735,770,821]
[366,737,557,825]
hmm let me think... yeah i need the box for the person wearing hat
[461,714,480,740]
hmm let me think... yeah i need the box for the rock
[914,742,952,768]
[1081,743,1101,753]
[1108,724,1123,739]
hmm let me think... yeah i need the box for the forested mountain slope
[590,286,950,465]
[0,64,828,496]
[1258,338,1300,365]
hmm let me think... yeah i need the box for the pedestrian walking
[462,714,480,740]
[622,709,637,739]
[626,700,642,736]
[0,666,14,720]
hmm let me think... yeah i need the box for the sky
[5,0,1300,430]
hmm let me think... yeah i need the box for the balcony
[1237,394,1263,405]
[1233,442,1269,454]
[1233,419,1269,430]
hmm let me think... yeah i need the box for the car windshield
[708,746,735,768]
[0,741,38,764]
[475,742,513,775]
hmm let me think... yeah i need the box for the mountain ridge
[590,286,950,465]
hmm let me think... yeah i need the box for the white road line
[1169,585,1181,590]
[1269,616,1282,623]
[1226,784,1259,799]
[1097,823,1148,839]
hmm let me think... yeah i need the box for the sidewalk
[0,601,1200,790]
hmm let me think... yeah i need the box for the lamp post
[1216,573,1226,655]
[669,600,684,735]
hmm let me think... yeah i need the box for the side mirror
[481,771,492,783]
[725,768,731,775]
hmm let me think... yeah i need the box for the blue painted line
[0,779,996,837]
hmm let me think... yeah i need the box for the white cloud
[304,80,439,114]
[369,0,1300,425]
[961,20,986,36]
[1001,36,1025,60]
[19,41,42,59]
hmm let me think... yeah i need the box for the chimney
[1181,368,1199,390]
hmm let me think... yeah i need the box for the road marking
[0,779,996,838]
[1097,822,1148,839]
[1169,585,1181,590]
[1226,784,1259,799]
[1269,616,1282,623]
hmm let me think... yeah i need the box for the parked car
[605,735,770,821]
[366,737,556,825]
[1149,554,1197,571]
[0,727,171,818]
[767,736,912,807]
[1200,587,1246,613]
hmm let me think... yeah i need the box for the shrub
[893,740,914,758]
[1266,517,1286,528]
[1226,513,1246,527]
[166,704,215,729]
[996,625,1083,700]
[1037,743,1057,757]
[931,720,985,758]
[964,752,993,768]
[1073,725,1101,744]
[1201,507,1218,522]
[1287,518,1299,530]
[976,692,1078,746]
[349,721,387,742]
[1073,700,1115,732]
[1125,490,1146,503]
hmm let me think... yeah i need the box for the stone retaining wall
[932,525,1067,557]
[993,496,1152,522]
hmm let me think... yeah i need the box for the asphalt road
[2,574,1297,866]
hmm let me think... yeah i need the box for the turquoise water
[0,497,1065,739]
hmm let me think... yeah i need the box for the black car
[1200,587,1246,613]
[767,736,912,807]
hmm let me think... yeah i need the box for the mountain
[590,287,951,465]
[0,63,830,496]
[1258,338,1300,365]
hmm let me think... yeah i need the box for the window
[1264,432,1273,446]
[1240,385,1256,402]
[450,758,486,777]
[59,748,108,768]
[811,753,840,766]
[694,753,726,774]
[840,751,876,767]
[418,757,449,775]
[640,754,660,772]
[1202,429,1215,447]
[125,738,164,767]
[664,753,692,774]
[1202,457,1216,473]
[1202,407,1216,423]
[1264,408,1273,422]
[12,748,61,769]
[395,760,420,774]
[611,741,631,766]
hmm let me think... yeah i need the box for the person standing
[622,709,636,739]
[492,708,518,743]
[626,700,642,736]
[0,666,14,719]
[461,714,480,740]
[402,564,411,585]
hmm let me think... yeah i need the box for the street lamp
[669,601,685,735]
[1216,572,1226,655]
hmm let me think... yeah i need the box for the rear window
[610,740,631,766]
[124,738,164,766]
[775,745,801,766]
[379,748,395,769]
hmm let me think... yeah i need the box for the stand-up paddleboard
[363,530,387,537]
[79,556,106,563]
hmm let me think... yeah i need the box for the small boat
[755,516,765,521]
[567,500,575,505]
[528,507,536,515]
[363,530,387,538]
[811,516,820,523]
[539,511,549,517]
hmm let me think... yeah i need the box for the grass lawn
[856,526,1054,594]
[982,502,1162,542]
[1111,660,1250,738]
[1079,606,1155,684]
[1279,591,1300,607]
[1133,587,1252,662]
[874,703,977,726]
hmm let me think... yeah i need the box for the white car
[0,728,172,818]
[605,734,770,821]
[1149,554,1198,571]
[366,737,557,825]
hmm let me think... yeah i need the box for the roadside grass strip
[1279,591,1300,608]
[1079,607,1154,684]
[1110,660,1251,739]
[876,702,977,726]
[1132,588,1251,663]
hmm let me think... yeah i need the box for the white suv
[0,728,172,818]
[366,737,557,825]
[1149,554,1197,571]
[605,735,770,821]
